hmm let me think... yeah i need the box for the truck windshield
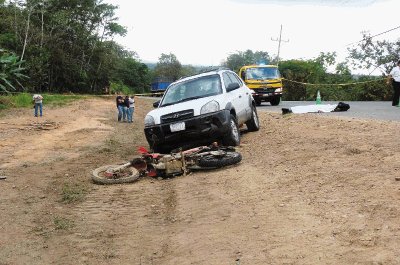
[160,74,222,107]
[246,67,280,80]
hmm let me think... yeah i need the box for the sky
[106,0,399,74]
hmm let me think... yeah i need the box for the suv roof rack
[177,67,232,81]
[198,66,231,74]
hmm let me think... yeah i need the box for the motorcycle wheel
[91,164,140,185]
[197,151,242,168]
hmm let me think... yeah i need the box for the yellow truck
[238,64,283,106]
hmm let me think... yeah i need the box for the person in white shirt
[32,94,43,117]
[387,60,400,106]
[128,95,135,123]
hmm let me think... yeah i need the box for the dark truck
[151,78,172,94]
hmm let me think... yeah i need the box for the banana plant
[0,49,29,93]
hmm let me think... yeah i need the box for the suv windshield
[246,67,280,80]
[160,74,222,107]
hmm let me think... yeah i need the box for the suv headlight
[144,115,155,127]
[275,87,282,92]
[200,100,220,115]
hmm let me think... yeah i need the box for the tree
[347,32,400,75]
[111,55,151,93]
[222,50,272,72]
[279,59,315,100]
[180,65,197,78]
[0,0,144,94]
[280,53,341,101]
[154,53,182,81]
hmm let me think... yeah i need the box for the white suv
[144,68,260,152]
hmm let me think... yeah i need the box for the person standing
[128,95,135,123]
[116,93,124,121]
[123,95,130,122]
[32,94,43,117]
[387,60,400,107]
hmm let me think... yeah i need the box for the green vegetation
[0,1,150,94]
[223,50,392,101]
[278,53,390,101]
[43,94,86,107]
[54,216,75,230]
[0,93,85,109]
[1,1,399,101]
[0,49,28,92]
[223,50,273,73]
[153,53,198,82]
[60,182,87,204]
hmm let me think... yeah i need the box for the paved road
[257,101,400,122]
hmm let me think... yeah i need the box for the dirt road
[1,97,399,265]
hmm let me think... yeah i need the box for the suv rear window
[160,74,222,107]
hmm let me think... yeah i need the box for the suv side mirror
[153,100,160,108]
[226,82,240,92]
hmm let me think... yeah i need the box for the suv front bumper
[144,110,231,150]
[252,91,282,101]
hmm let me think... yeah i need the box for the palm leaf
[0,83,10,93]
[0,77,15,90]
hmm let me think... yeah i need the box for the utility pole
[271,25,289,65]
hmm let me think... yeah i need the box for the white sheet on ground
[290,104,337,114]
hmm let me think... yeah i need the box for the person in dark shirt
[116,94,124,122]
[123,95,130,122]
[387,60,400,106]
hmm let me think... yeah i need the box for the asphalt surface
[257,101,400,122]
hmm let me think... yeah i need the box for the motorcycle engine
[161,155,183,176]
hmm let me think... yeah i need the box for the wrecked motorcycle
[91,143,242,185]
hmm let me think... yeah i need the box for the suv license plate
[170,122,185,132]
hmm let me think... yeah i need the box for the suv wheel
[149,139,167,153]
[222,114,240,146]
[246,106,260,132]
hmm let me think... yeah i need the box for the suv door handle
[239,95,242,98]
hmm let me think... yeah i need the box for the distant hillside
[143,62,157,69]
[143,61,219,71]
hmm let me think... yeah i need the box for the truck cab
[238,64,283,106]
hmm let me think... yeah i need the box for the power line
[346,25,400,46]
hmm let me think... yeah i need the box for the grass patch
[106,138,120,148]
[45,94,86,107]
[54,216,74,230]
[98,147,112,153]
[0,93,86,109]
[61,182,87,203]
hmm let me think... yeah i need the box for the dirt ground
[0,97,399,265]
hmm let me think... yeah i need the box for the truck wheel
[222,114,240,146]
[270,97,280,106]
[246,106,260,132]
